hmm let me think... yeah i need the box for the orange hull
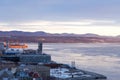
[9,44,28,49]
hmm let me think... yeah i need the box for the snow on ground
[50,68,91,79]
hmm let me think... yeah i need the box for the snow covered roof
[50,68,91,79]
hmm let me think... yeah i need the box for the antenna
[71,61,75,68]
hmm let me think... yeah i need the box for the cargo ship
[8,43,28,49]
[4,42,28,49]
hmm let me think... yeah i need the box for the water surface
[28,43,120,80]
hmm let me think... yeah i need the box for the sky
[0,0,120,36]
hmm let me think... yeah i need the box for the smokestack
[38,42,42,54]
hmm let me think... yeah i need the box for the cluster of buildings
[0,42,51,80]
[0,64,50,80]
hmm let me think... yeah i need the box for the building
[0,61,17,70]
[20,54,51,63]
[26,65,50,79]
[15,64,50,80]
[0,68,14,80]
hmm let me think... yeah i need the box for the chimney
[37,42,42,54]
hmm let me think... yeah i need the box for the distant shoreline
[1,36,120,43]
[0,31,120,43]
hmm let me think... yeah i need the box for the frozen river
[28,43,120,80]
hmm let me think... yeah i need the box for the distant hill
[0,31,120,43]
[0,31,50,37]
[0,31,100,37]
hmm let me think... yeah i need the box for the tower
[71,61,75,68]
[37,42,42,54]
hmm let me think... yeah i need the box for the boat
[8,43,28,49]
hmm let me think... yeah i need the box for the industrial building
[20,54,51,63]
[0,42,51,64]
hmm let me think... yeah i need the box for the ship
[4,42,28,49]
[1,42,28,55]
